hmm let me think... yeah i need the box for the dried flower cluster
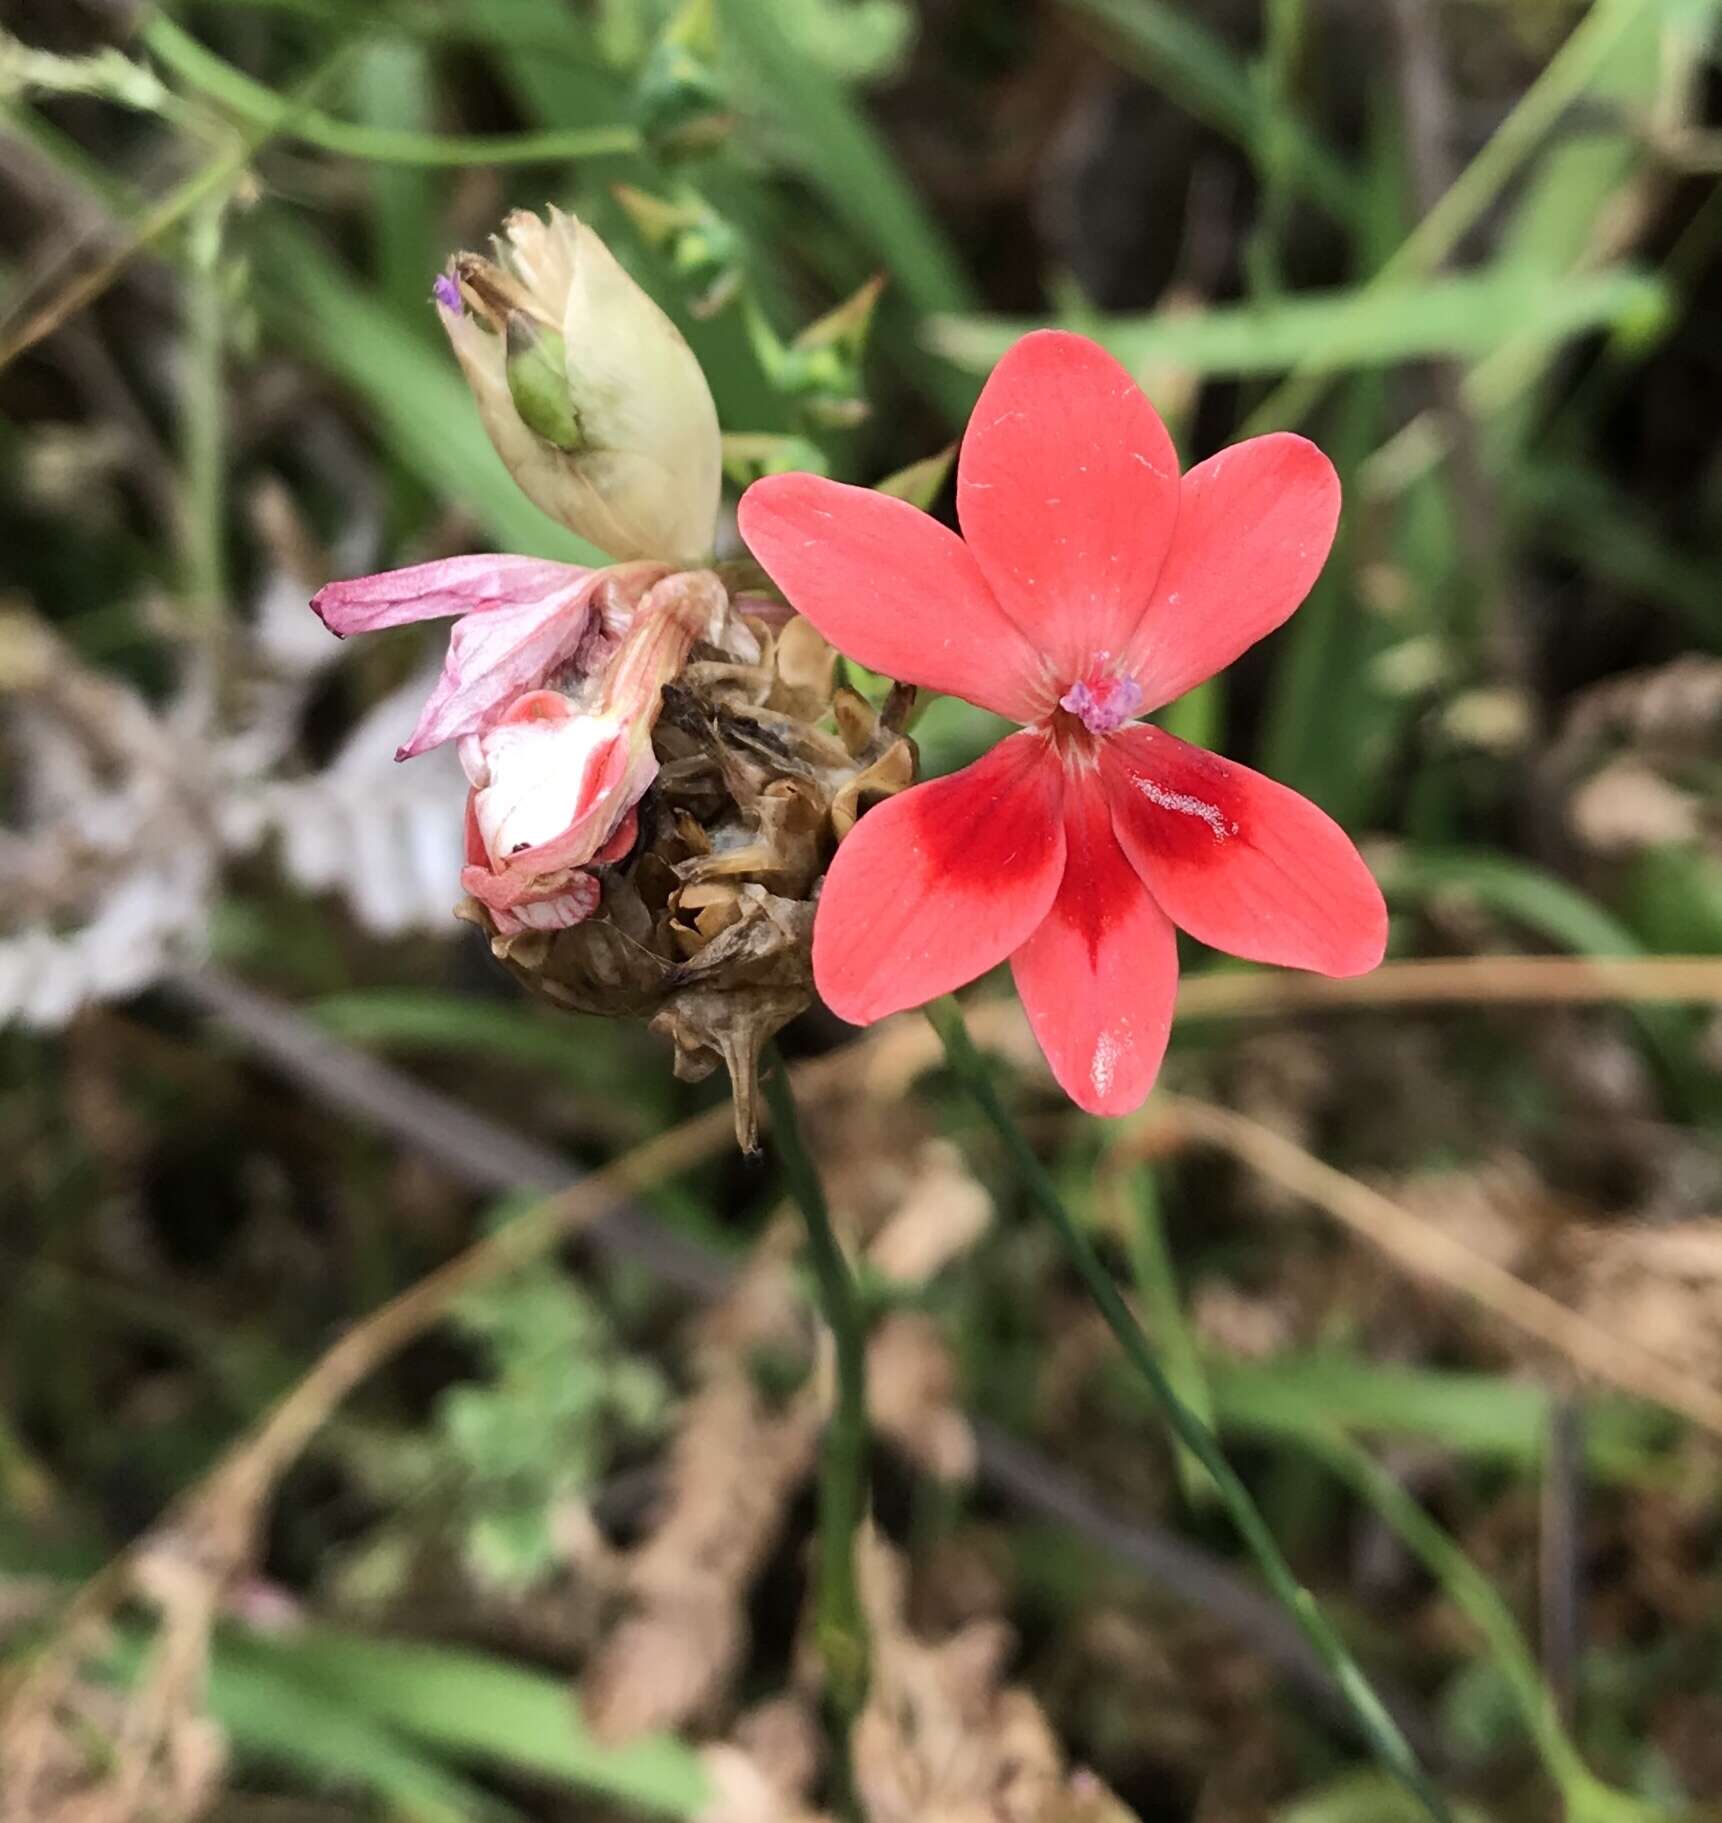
[465,592,914,1147]
[313,208,916,1145]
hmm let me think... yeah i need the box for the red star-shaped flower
[739,329,1387,1114]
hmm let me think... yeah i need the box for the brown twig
[847,954,1722,1100]
[1171,953,1722,1020]
[1121,1096,1722,1443]
[0,1093,734,1792]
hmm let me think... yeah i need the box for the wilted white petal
[344,802,418,937]
[21,933,90,1029]
[405,799,464,922]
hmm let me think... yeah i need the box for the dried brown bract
[851,1537,1138,1823]
[582,1245,823,1742]
[466,584,915,1149]
[0,1529,232,1823]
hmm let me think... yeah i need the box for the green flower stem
[1308,1431,1672,1823]
[761,1051,871,1755]
[1117,1161,1214,1508]
[926,998,1452,1823]
[181,192,229,632]
[143,17,642,166]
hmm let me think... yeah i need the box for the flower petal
[1010,764,1178,1115]
[312,555,588,636]
[397,586,601,759]
[812,730,1067,1023]
[956,329,1180,678]
[1100,723,1386,976]
[738,474,1046,721]
[1126,432,1340,706]
[464,691,658,902]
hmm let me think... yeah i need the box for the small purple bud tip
[1061,673,1146,736]
[433,272,463,315]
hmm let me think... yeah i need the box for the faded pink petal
[1010,764,1179,1115]
[465,870,603,934]
[314,554,614,760]
[956,329,1180,681]
[1100,723,1387,977]
[399,586,604,759]
[1125,433,1341,708]
[312,554,590,636]
[812,730,1067,1024]
[738,475,1048,721]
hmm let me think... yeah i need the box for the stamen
[433,271,463,315]
[1060,673,1145,735]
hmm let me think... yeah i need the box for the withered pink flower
[312,553,667,759]
[458,569,726,933]
[312,553,723,935]
[739,329,1387,1116]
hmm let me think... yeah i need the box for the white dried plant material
[0,854,213,1030]
[1549,655,1722,857]
[695,1741,829,1823]
[1189,1281,1300,1362]
[251,664,466,939]
[865,1313,975,1483]
[1562,1220,1722,1384]
[865,1140,994,1285]
[1388,1155,1556,1277]
[1569,758,1702,854]
[0,641,218,1031]
[0,1539,229,1823]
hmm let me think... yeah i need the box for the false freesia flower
[437,207,722,566]
[738,329,1387,1115]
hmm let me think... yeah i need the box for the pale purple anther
[1060,673,1145,735]
[433,271,463,315]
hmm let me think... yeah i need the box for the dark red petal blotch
[1010,763,1179,1115]
[811,730,1068,1024]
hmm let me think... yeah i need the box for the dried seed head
[459,572,916,1148]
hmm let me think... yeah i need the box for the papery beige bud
[438,207,722,565]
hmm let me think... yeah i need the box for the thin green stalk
[1243,0,1653,434]
[1308,1432,1670,1823]
[1058,0,1364,224]
[927,999,1452,1823]
[0,49,350,374]
[760,1052,871,1761]
[1116,1162,1214,1507]
[1242,0,1305,299]
[181,192,229,630]
[142,17,641,166]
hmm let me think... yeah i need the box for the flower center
[1059,666,1144,736]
